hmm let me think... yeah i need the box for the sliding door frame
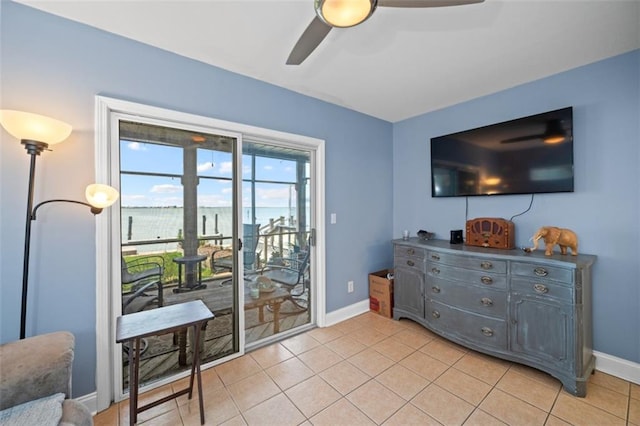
[94,96,326,411]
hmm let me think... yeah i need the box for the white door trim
[94,96,326,411]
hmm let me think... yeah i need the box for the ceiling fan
[500,120,567,145]
[286,0,485,65]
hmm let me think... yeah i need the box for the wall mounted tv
[431,107,574,197]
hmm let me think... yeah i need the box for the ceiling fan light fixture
[315,0,377,28]
[543,119,565,144]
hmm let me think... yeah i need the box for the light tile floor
[95,312,640,426]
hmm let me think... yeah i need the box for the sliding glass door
[242,141,314,348]
[95,97,325,410]
[117,121,241,390]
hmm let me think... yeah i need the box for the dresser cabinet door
[394,265,425,318]
[510,293,574,371]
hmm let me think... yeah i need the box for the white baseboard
[76,391,98,416]
[594,350,640,385]
[324,299,370,327]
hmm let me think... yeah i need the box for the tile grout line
[101,313,636,425]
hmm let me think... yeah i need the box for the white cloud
[256,187,290,201]
[150,184,182,194]
[120,194,148,207]
[218,161,233,175]
[127,142,147,151]
[198,194,232,207]
[126,194,147,200]
[264,165,273,171]
[197,161,214,172]
[151,196,183,206]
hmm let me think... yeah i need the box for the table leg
[129,337,141,426]
[127,339,134,426]
[190,323,206,425]
[178,329,187,366]
[272,302,281,334]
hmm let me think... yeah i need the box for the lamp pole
[20,141,47,339]
[19,141,106,339]
[2,110,118,340]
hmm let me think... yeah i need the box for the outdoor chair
[260,249,310,310]
[210,223,260,285]
[121,255,164,314]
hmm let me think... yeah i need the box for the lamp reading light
[1,109,119,339]
[86,184,119,213]
[315,0,377,28]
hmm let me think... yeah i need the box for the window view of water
[121,206,299,253]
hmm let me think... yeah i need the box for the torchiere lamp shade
[86,184,119,209]
[0,110,72,144]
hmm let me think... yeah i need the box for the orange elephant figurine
[530,226,578,256]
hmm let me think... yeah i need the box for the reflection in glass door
[118,121,240,390]
[242,141,313,347]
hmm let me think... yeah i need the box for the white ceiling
[14,0,640,122]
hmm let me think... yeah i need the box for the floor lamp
[0,110,119,340]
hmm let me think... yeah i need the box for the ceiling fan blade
[500,134,545,144]
[378,0,484,7]
[286,16,333,65]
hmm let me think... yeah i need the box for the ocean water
[121,207,297,253]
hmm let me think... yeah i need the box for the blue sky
[119,140,304,208]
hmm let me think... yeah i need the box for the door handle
[238,238,243,251]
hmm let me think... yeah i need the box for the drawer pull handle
[480,261,493,270]
[431,267,440,274]
[481,327,494,337]
[534,267,549,277]
[533,284,549,294]
[407,248,415,255]
[432,310,440,319]
[481,297,493,306]
[432,286,441,293]
[407,260,415,267]
[431,254,440,261]
[480,276,493,285]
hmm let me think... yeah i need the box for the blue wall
[0,2,393,396]
[393,50,640,364]
[2,1,638,398]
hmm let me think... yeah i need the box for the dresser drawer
[427,262,507,289]
[427,251,507,274]
[511,262,574,284]
[426,300,507,350]
[395,255,425,272]
[427,277,507,318]
[511,277,573,302]
[395,245,426,260]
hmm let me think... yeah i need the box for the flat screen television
[431,107,574,197]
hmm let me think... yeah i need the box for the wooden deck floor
[122,277,310,388]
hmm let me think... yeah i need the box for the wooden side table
[116,300,214,425]
[244,287,290,334]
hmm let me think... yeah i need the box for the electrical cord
[510,194,535,221]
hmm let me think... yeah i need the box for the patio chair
[210,223,261,285]
[121,255,164,314]
[260,249,310,310]
[121,255,165,356]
